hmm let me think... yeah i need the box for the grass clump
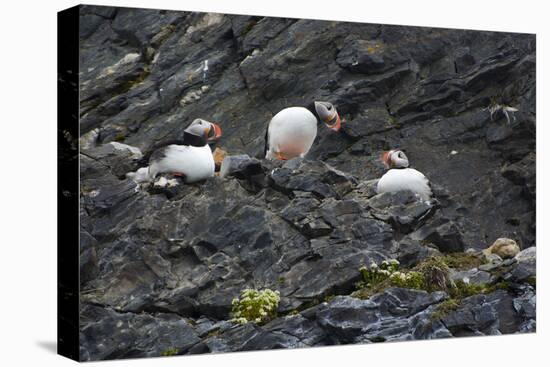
[160,347,178,357]
[231,288,280,325]
[441,252,485,270]
[415,256,452,293]
[450,279,514,299]
[430,299,460,321]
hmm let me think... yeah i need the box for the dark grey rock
[450,268,492,285]
[368,190,436,233]
[79,304,201,360]
[408,215,465,253]
[441,294,500,336]
[508,247,536,282]
[513,288,536,320]
[220,154,263,179]
[311,289,449,343]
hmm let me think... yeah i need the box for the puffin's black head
[314,101,341,132]
[183,118,223,147]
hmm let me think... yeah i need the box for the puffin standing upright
[264,101,341,160]
[127,118,222,183]
[377,150,432,201]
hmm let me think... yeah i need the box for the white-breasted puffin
[377,150,432,201]
[264,101,341,160]
[127,118,222,183]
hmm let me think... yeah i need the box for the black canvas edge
[58,4,80,362]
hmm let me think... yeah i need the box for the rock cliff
[77,5,536,361]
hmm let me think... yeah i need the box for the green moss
[430,299,460,320]
[231,288,280,324]
[324,294,336,303]
[526,276,536,288]
[160,347,178,357]
[114,133,126,142]
[441,252,485,270]
[450,280,489,299]
[495,281,512,291]
[206,329,222,338]
[277,277,285,285]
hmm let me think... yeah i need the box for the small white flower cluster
[389,271,408,281]
[388,270,424,289]
[231,288,280,324]
[359,259,400,288]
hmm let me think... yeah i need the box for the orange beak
[207,123,223,141]
[326,113,341,132]
[380,150,393,168]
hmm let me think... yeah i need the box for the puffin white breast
[376,168,432,201]
[148,144,215,183]
[266,107,318,160]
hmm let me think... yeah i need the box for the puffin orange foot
[171,172,187,178]
[275,152,288,161]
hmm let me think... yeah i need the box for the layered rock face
[78,5,536,361]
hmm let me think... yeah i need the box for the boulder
[484,238,521,259]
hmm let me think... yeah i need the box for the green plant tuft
[441,252,485,270]
[354,259,428,298]
[389,270,426,290]
[231,288,280,324]
[450,280,488,299]
[160,347,178,357]
[415,256,452,293]
[430,299,460,321]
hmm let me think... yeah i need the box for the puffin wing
[149,145,171,163]
[264,119,270,158]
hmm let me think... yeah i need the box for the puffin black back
[57,5,79,362]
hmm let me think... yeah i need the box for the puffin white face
[186,119,223,142]
[314,101,341,132]
[381,150,409,168]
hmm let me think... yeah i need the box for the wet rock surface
[77,6,536,361]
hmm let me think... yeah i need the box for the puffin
[377,149,432,201]
[264,101,341,160]
[127,118,222,183]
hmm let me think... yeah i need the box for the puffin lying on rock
[127,118,222,183]
[377,149,432,201]
[265,101,341,160]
